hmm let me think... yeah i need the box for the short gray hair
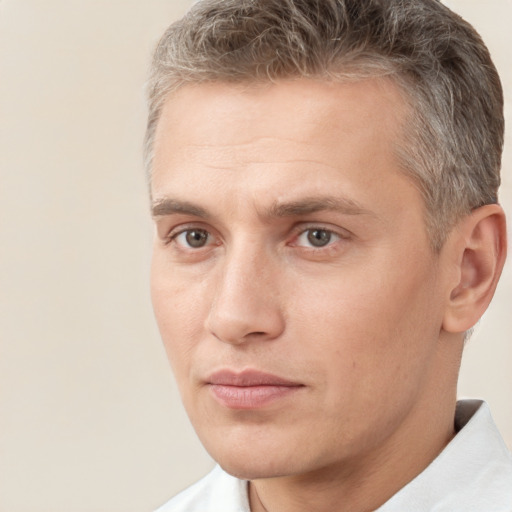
[145,0,504,249]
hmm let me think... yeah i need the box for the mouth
[205,369,304,410]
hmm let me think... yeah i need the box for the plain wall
[0,1,510,511]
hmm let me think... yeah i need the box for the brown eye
[306,229,332,247]
[181,229,209,248]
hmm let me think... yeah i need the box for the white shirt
[156,400,512,512]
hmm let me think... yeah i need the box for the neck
[249,382,458,512]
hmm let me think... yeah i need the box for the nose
[205,246,285,345]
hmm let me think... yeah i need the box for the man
[146,0,512,510]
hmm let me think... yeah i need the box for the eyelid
[292,222,351,240]
[285,223,353,256]
[164,223,216,246]
[161,221,351,250]
[296,229,340,246]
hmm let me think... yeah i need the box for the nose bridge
[206,237,284,344]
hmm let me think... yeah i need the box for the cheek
[150,258,209,375]
[291,258,440,387]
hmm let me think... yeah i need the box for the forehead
[153,78,409,161]
[151,78,418,221]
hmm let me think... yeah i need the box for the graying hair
[145,0,504,249]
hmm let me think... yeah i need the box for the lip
[205,369,304,410]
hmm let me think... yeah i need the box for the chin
[217,456,294,481]
[200,429,321,481]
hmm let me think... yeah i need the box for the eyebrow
[151,198,209,218]
[265,196,374,218]
[151,195,375,219]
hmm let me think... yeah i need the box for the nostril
[206,286,286,344]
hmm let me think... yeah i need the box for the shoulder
[155,465,250,512]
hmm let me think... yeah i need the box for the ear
[442,204,507,334]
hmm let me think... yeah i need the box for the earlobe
[443,204,507,334]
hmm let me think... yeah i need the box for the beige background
[0,1,510,511]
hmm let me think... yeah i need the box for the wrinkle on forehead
[154,77,408,153]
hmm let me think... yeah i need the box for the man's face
[150,79,450,480]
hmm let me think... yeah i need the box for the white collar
[376,399,512,511]
[157,400,512,512]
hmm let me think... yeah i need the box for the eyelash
[292,227,342,249]
[171,228,213,248]
[165,224,348,252]
[165,225,214,247]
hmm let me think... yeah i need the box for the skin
[150,78,506,512]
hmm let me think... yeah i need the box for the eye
[295,228,341,248]
[174,228,211,248]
